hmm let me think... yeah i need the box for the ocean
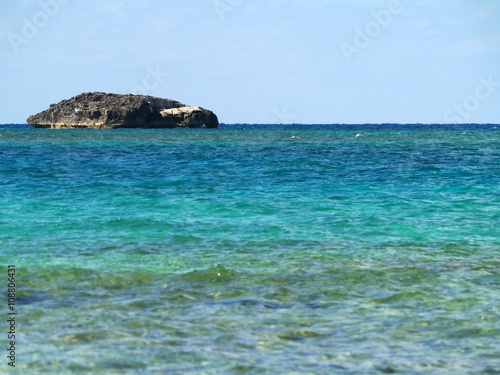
[1,124,499,374]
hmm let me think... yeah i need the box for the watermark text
[6,265,16,368]
[443,75,499,123]
[213,0,244,21]
[131,65,170,96]
[7,0,70,54]
[340,0,404,63]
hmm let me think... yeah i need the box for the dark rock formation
[26,92,219,129]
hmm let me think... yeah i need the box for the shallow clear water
[1,125,499,374]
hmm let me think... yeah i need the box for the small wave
[180,263,237,283]
[207,299,291,309]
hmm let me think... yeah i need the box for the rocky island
[26,92,219,129]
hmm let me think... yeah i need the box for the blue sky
[1,0,499,124]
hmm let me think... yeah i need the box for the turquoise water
[1,125,499,374]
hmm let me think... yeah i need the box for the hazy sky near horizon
[1,0,499,124]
